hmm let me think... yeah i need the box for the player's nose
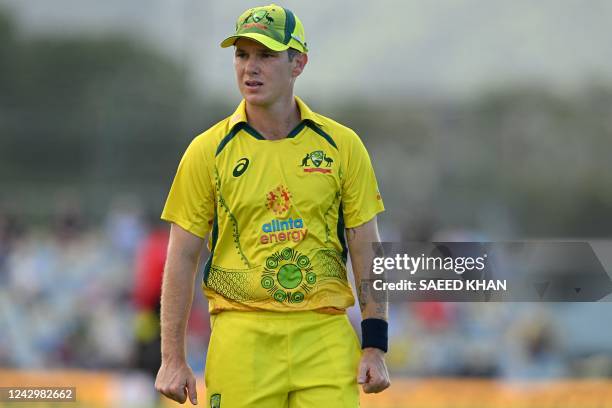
[245,58,260,75]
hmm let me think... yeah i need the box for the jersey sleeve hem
[160,213,210,239]
[343,205,385,229]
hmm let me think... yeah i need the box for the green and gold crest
[310,150,324,167]
[210,394,221,408]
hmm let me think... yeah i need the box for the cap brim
[220,33,289,52]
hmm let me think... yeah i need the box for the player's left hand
[358,347,391,393]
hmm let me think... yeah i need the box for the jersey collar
[295,96,323,126]
[228,96,323,130]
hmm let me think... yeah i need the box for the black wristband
[361,318,388,353]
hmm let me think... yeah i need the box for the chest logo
[233,157,249,177]
[261,186,308,245]
[266,185,292,216]
[300,150,333,173]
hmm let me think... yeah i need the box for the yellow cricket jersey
[161,96,384,313]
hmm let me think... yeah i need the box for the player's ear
[292,53,308,77]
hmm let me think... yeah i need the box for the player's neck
[245,95,301,140]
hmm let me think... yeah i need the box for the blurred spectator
[105,195,146,259]
[52,189,86,245]
[501,306,567,379]
[131,218,168,378]
[0,210,22,285]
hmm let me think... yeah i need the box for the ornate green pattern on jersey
[261,247,315,304]
[312,248,346,281]
[323,191,341,243]
[215,167,250,268]
[207,265,259,301]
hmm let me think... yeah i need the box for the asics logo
[233,157,249,177]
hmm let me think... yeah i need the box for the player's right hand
[155,358,198,405]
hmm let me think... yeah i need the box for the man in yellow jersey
[155,4,390,407]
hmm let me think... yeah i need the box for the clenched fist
[155,358,198,405]
[358,348,391,394]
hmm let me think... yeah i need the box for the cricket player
[155,4,390,407]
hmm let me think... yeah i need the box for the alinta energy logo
[299,150,334,174]
[261,247,316,304]
[261,186,307,245]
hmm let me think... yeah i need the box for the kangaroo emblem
[300,153,310,167]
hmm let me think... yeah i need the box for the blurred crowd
[0,196,210,375]
[1,197,612,381]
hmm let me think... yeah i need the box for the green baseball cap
[220,4,308,53]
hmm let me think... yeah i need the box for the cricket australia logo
[241,9,275,30]
[300,150,333,174]
[261,247,317,303]
[210,394,221,408]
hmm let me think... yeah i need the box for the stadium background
[1,0,612,407]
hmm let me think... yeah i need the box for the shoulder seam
[306,121,338,150]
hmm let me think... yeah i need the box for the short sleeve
[161,136,215,238]
[340,131,385,228]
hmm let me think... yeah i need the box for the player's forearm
[347,218,388,321]
[160,244,200,362]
